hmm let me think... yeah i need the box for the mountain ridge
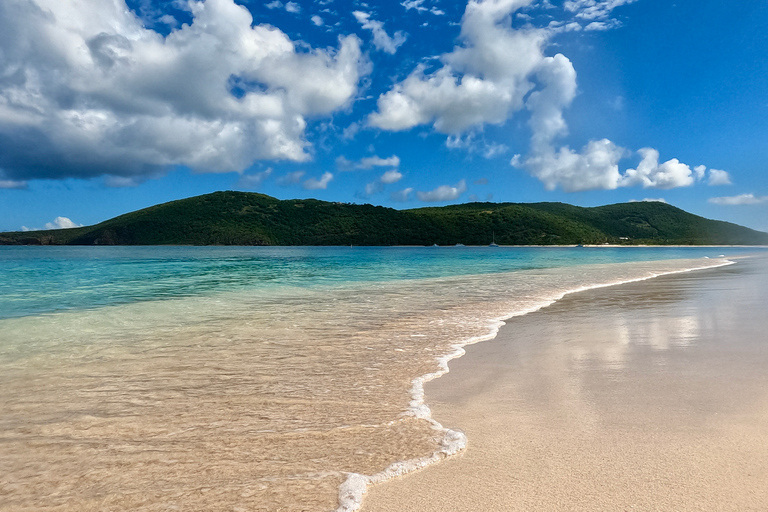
[2,191,767,246]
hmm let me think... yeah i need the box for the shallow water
[0,246,760,511]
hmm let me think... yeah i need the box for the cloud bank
[709,194,768,206]
[0,0,366,182]
[369,0,718,194]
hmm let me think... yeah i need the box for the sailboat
[489,232,499,248]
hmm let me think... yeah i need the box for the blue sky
[1,0,767,233]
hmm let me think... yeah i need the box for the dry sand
[362,255,768,511]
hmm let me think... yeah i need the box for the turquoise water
[1,245,763,511]
[0,246,758,320]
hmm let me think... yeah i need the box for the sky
[1,0,767,233]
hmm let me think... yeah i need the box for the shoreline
[339,257,738,511]
[360,255,768,511]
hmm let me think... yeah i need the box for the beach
[0,247,763,511]
[362,254,768,511]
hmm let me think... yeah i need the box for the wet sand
[362,255,768,511]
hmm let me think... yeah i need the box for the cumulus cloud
[303,171,333,190]
[284,2,300,13]
[380,169,403,183]
[417,179,467,202]
[311,15,324,26]
[708,168,732,186]
[353,11,407,54]
[524,139,626,192]
[22,216,83,231]
[236,168,273,189]
[369,0,701,194]
[46,217,83,229]
[0,0,366,182]
[619,148,696,189]
[708,194,768,206]
[369,0,549,133]
[629,198,666,203]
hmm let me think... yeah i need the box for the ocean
[0,246,758,511]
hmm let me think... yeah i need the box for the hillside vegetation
[2,191,767,246]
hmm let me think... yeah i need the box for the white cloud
[417,179,467,202]
[0,0,366,182]
[353,11,407,54]
[708,168,732,186]
[277,170,306,185]
[369,0,702,194]
[236,168,273,189]
[0,179,28,189]
[380,169,403,183]
[483,142,509,159]
[390,187,414,202]
[358,155,401,169]
[265,1,283,9]
[564,0,637,20]
[431,7,446,15]
[284,2,300,13]
[311,15,324,26]
[620,148,696,189]
[584,20,621,31]
[338,155,400,170]
[694,164,707,180]
[402,0,428,12]
[303,171,333,190]
[524,139,626,192]
[629,198,666,203]
[46,217,83,229]
[708,193,768,206]
[369,0,549,133]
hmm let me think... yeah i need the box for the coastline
[1,249,757,512]
[338,257,738,511]
[360,255,768,511]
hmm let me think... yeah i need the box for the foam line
[334,258,736,512]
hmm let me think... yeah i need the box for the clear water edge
[0,247,762,512]
[334,258,737,512]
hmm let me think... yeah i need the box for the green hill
[2,191,766,246]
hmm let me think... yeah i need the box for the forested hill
[2,191,767,246]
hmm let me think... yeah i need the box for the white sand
[362,255,768,511]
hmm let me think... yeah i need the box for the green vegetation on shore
[2,191,767,246]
